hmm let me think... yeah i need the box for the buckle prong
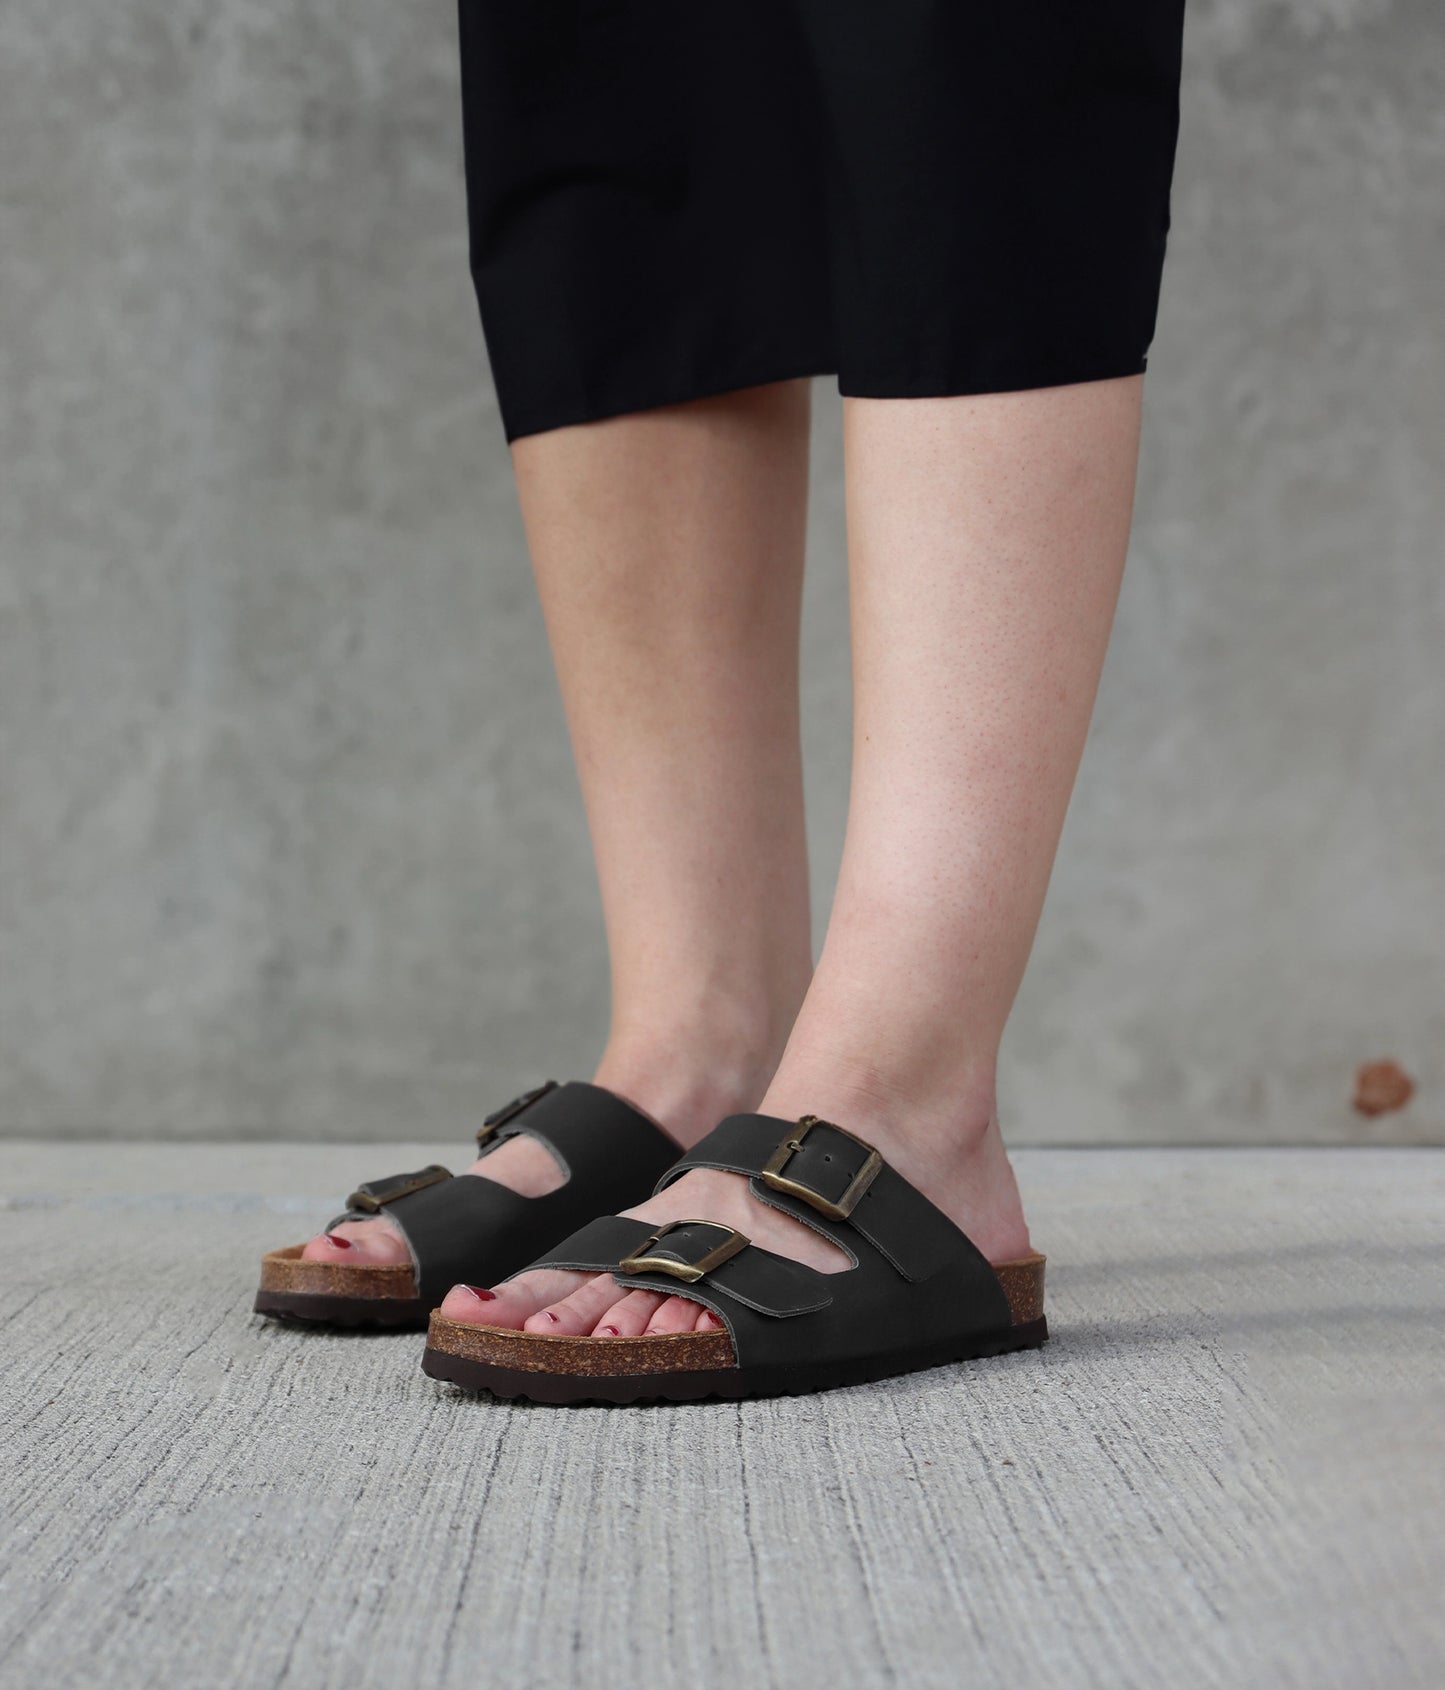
[760,1116,882,1220]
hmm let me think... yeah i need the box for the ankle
[760,1028,999,1158]
[593,1037,778,1149]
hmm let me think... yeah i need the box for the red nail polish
[463,1285,496,1302]
[326,1234,352,1250]
[600,1325,620,1336]
[543,1310,560,1324]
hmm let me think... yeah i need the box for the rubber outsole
[420,1315,1048,1405]
[253,1288,432,1329]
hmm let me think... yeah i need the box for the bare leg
[304,382,815,1266]
[474,375,1142,1335]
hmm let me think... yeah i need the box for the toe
[436,1283,505,1323]
[520,1273,627,1337]
[440,1268,588,1329]
[643,1295,705,1334]
[693,1305,724,1332]
[589,1288,666,1337]
[299,1218,409,1265]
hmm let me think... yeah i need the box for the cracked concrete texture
[1,3,1441,1142]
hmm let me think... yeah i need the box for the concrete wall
[2,0,1441,1144]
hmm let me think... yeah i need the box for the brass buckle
[344,1165,450,1212]
[476,1080,559,1151]
[760,1116,882,1220]
[616,1220,750,1285]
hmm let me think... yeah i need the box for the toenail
[645,1327,662,1335]
[325,1234,352,1250]
[600,1325,620,1336]
[463,1285,496,1302]
[543,1310,560,1324]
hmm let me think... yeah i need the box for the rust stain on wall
[1352,1060,1416,1118]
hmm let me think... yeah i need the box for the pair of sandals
[255,1081,1048,1404]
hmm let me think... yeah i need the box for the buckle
[345,1164,450,1212]
[617,1220,750,1285]
[476,1080,559,1151]
[760,1116,882,1220]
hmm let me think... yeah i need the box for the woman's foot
[439,1064,1032,1338]
[299,1050,773,1268]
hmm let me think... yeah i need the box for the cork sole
[421,1253,1047,1405]
[253,1245,431,1328]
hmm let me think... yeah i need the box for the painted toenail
[543,1310,560,1324]
[600,1326,620,1336]
[463,1285,496,1302]
[326,1234,352,1250]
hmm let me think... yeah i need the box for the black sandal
[254,1082,679,1328]
[421,1111,1047,1402]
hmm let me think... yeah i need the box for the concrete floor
[0,1143,1440,1690]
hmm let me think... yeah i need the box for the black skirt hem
[500,353,1151,445]
[499,357,836,445]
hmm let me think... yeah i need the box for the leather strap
[524,1213,654,1272]
[344,1165,452,1212]
[527,1215,833,1318]
[328,1082,678,1304]
[337,1175,536,1306]
[480,1082,676,1191]
[657,1112,965,1282]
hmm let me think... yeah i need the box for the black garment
[458,1,1186,443]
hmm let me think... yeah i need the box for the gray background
[2,0,1441,1145]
